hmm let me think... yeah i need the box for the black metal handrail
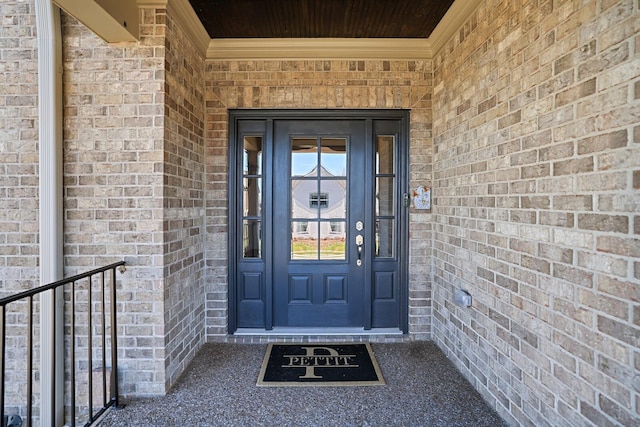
[0,261,125,427]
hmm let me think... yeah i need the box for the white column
[35,1,64,426]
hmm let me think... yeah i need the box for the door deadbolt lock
[355,221,363,231]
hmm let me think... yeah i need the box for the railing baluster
[50,288,56,427]
[27,297,33,426]
[0,304,5,425]
[110,266,119,408]
[70,281,76,427]
[87,276,93,420]
[101,272,107,408]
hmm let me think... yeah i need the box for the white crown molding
[207,38,433,61]
[136,0,168,7]
[428,0,483,56]
[137,0,480,60]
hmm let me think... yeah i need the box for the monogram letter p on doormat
[257,343,385,387]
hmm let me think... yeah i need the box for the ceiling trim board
[136,0,168,7]
[207,38,433,61]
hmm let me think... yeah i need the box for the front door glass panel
[290,137,347,261]
[375,135,395,258]
[242,136,262,258]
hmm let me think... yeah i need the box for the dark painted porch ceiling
[187,0,455,39]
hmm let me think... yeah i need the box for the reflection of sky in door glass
[292,137,347,177]
[291,153,317,176]
[291,138,317,176]
[320,153,346,176]
[321,138,346,177]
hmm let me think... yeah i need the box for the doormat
[257,343,385,387]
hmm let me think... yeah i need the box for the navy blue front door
[272,120,366,327]
[230,111,408,332]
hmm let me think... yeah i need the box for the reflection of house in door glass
[291,137,347,260]
[309,192,328,209]
[291,166,346,239]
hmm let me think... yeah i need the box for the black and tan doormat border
[257,342,385,387]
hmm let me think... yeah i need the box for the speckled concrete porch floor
[98,342,508,427]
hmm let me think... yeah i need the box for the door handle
[355,234,363,266]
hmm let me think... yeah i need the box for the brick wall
[0,1,39,294]
[62,8,167,394]
[0,1,206,399]
[162,10,206,387]
[432,0,640,425]
[204,60,434,338]
[0,0,40,416]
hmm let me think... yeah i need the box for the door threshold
[234,327,404,336]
